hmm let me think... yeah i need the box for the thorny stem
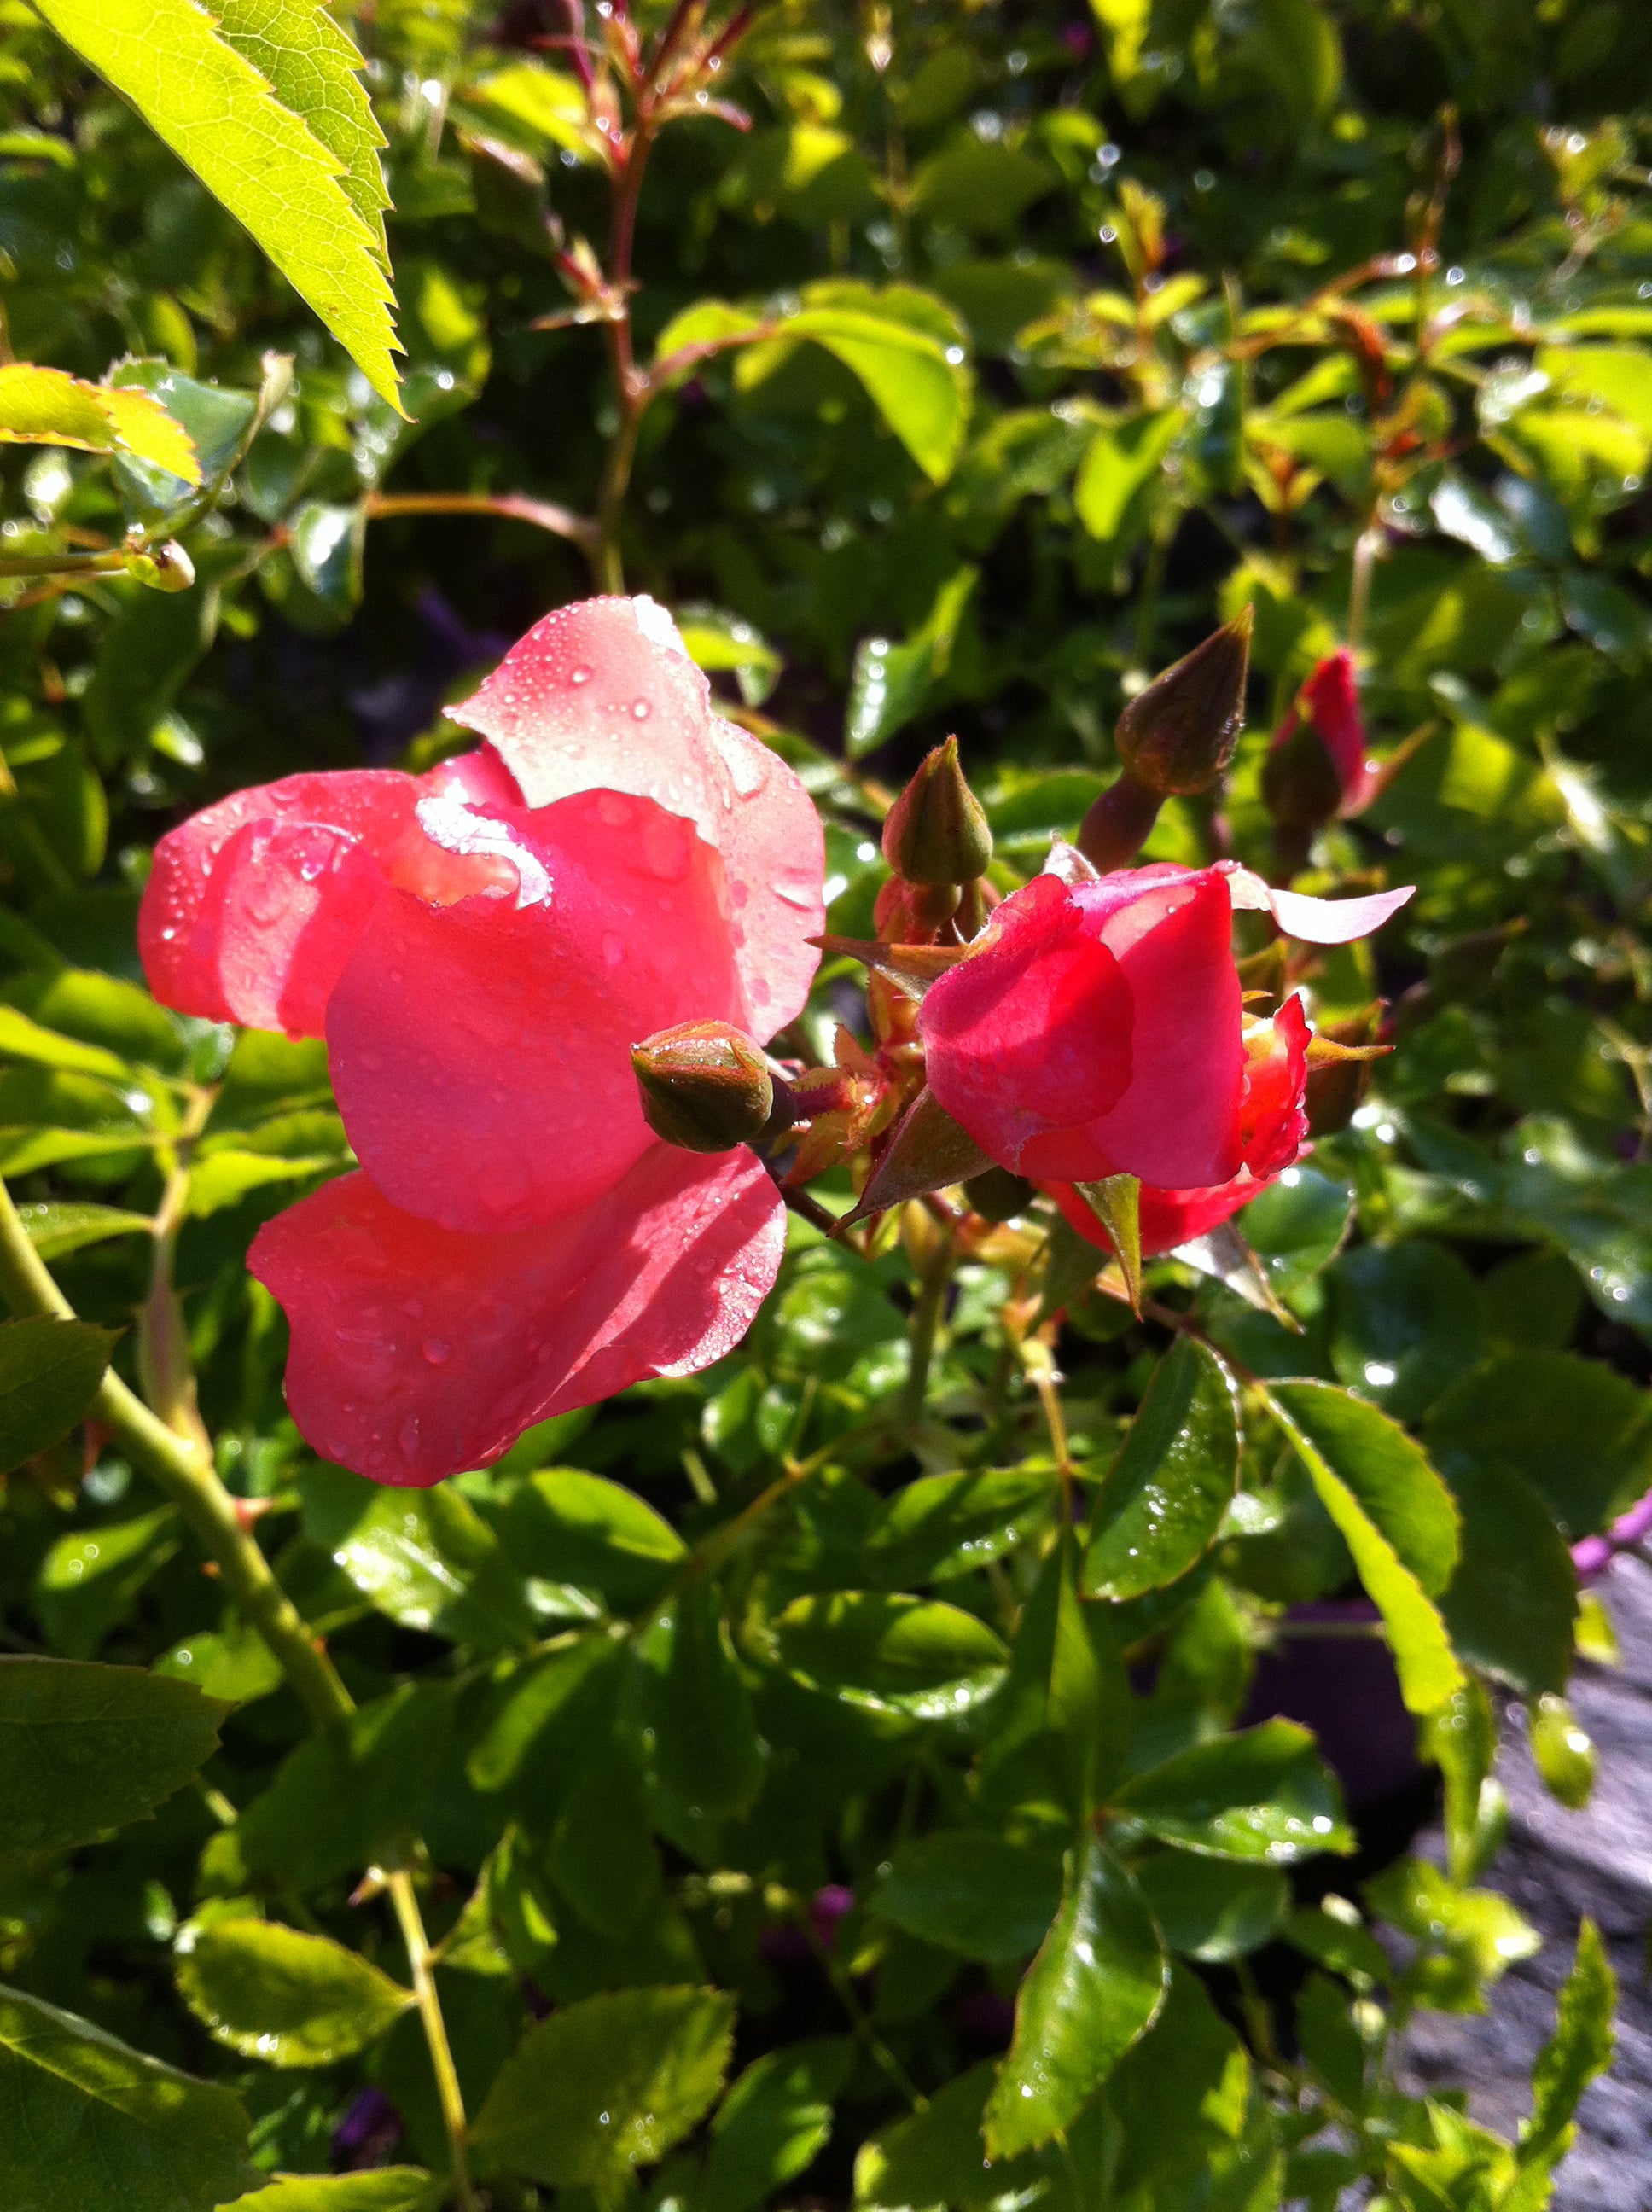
[0,1168,478,2210]
[388,1867,480,2212]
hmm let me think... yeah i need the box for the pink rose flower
[140,596,825,1485]
[919,853,1411,1255]
[1264,649,1378,830]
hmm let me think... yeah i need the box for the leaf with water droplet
[175,1916,413,2066]
[982,1831,1166,2158]
[1084,1337,1238,1601]
[1112,1719,1354,1862]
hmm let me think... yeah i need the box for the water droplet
[400,1415,421,1457]
[570,665,593,685]
[631,698,651,720]
[422,1337,451,1365]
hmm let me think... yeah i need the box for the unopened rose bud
[881,736,993,887]
[631,1019,776,1153]
[1264,650,1373,838]
[1112,604,1254,799]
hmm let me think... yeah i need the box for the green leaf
[1265,1380,1464,1714]
[1114,1720,1353,1861]
[217,2174,437,2210]
[0,1001,134,1080]
[212,0,389,253]
[983,1526,1129,1815]
[0,1981,257,2212]
[186,1150,340,1216]
[1135,1850,1289,1961]
[675,604,782,709]
[15,1200,153,1261]
[176,1918,413,2067]
[654,1582,764,1822]
[498,1467,685,1610]
[908,129,1054,237]
[875,1832,1063,1964]
[771,1592,1008,1719]
[155,1624,287,1704]
[1084,1337,1239,1599]
[1074,409,1180,541]
[1421,1680,1503,1887]
[696,2038,854,2212]
[859,1464,1056,1588]
[1230,1167,1352,1301]
[1439,1458,1578,1697]
[31,0,400,406]
[34,1507,180,1657]
[855,2064,1035,2211]
[1519,1918,1615,2173]
[0,1655,226,1855]
[1106,1964,1251,2200]
[0,1316,116,1475]
[1424,1349,1652,1539]
[845,567,979,756]
[300,1465,536,1650]
[105,362,264,519]
[1329,1243,1487,1421]
[0,362,201,478]
[1365,1857,1539,2011]
[471,1985,735,2189]
[981,1834,1166,2158]
[1527,1693,1596,1810]
[742,284,971,483]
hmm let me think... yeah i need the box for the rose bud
[1264,649,1376,832]
[881,736,993,887]
[1078,608,1253,870]
[632,1019,777,1153]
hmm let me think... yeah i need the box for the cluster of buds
[1077,607,1254,870]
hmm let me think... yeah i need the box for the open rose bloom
[139,597,824,1485]
[920,853,1412,1258]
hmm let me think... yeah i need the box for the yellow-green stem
[388,1867,480,2212]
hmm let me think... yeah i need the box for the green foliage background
[0,0,1648,2206]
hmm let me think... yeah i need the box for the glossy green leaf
[875,1832,1063,1963]
[1114,1720,1353,1860]
[1424,1350,1652,1539]
[696,2038,854,2212]
[300,1465,535,1650]
[1236,1167,1352,1300]
[0,1982,257,2212]
[1135,1850,1290,1961]
[1265,1381,1464,1714]
[212,0,390,252]
[32,0,400,404]
[1440,1457,1578,1697]
[15,1199,153,1260]
[771,1592,1008,1718]
[1085,1337,1239,1599]
[855,2063,1037,2211]
[471,1985,735,2188]
[745,285,971,483]
[0,1316,116,1475]
[845,567,978,755]
[33,1507,180,1658]
[1365,1857,1539,2010]
[497,1467,685,1609]
[1527,1693,1596,1810]
[982,1834,1166,2158]
[0,1002,133,1080]
[1329,1242,1487,1420]
[0,1655,226,1855]
[860,1464,1056,1587]
[981,1527,1129,1813]
[175,1918,413,2067]
[155,1625,286,1704]
[1106,1964,1251,2201]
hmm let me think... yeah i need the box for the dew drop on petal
[569,665,593,685]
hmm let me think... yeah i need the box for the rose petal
[1219,861,1414,945]
[1300,650,1367,796]
[1051,1170,1274,1260]
[921,876,1134,1171]
[138,763,521,1036]
[447,595,824,1033]
[326,788,742,1234]
[250,1146,786,1486]
[1019,869,1244,1187]
[1238,992,1312,1179]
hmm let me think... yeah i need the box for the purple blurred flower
[332,2086,402,2170]
[1573,1487,1652,1580]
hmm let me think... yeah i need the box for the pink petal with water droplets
[326,789,742,1235]
[249,1147,786,1486]
[446,595,824,1034]
[137,764,522,1037]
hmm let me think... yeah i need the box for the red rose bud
[881,736,993,887]
[1112,604,1254,800]
[1264,650,1376,830]
[631,1020,777,1153]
